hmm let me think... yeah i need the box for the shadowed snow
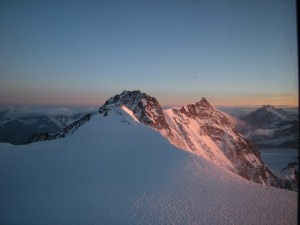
[0,107,297,225]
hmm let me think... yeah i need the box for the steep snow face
[96,92,280,187]
[0,105,297,225]
[163,98,279,186]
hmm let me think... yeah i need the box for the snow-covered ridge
[27,90,279,187]
[1,106,297,225]
[96,91,279,187]
[98,90,173,134]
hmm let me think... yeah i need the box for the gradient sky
[0,0,298,107]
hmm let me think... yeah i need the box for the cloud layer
[0,106,98,119]
[246,129,275,139]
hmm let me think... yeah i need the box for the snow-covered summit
[196,97,213,109]
[241,105,298,148]
[97,91,279,187]
[99,90,171,131]
[247,105,297,123]
[163,99,279,187]
[27,90,279,187]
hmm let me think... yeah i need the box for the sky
[0,0,298,107]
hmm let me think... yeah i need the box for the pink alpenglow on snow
[0,91,297,225]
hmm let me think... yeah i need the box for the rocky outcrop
[99,90,172,133]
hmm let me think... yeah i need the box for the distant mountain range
[238,105,298,148]
[218,105,298,119]
[0,107,96,144]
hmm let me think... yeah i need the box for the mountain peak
[263,105,273,108]
[164,98,279,187]
[99,90,170,130]
[26,90,280,188]
[103,90,144,106]
[243,105,297,127]
[262,105,275,111]
[196,97,212,108]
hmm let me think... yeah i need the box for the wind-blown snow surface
[0,107,297,225]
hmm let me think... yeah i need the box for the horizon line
[0,102,298,109]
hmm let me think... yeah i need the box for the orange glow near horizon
[159,94,298,108]
[209,95,298,107]
[0,93,298,107]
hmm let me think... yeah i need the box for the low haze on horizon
[0,0,298,107]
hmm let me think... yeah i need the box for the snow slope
[0,106,297,225]
[95,91,279,187]
[27,91,279,187]
[163,98,278,186]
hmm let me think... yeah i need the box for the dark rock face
[99,90,171,131]
[27,132,53,143]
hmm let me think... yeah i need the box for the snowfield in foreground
[0,107,297,225]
